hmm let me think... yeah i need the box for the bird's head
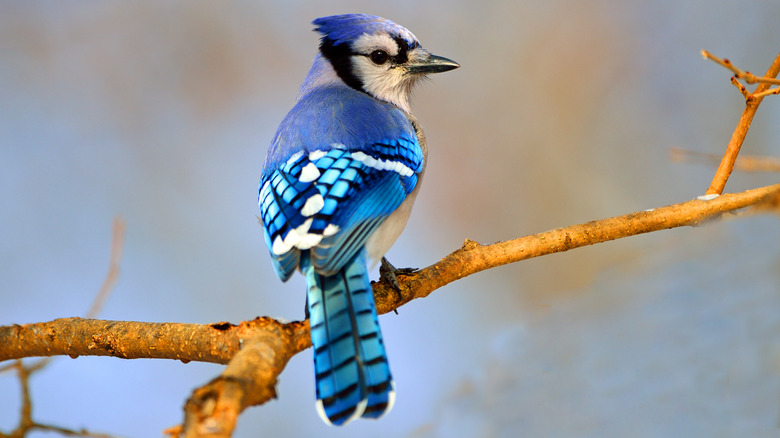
[310,14,459,112]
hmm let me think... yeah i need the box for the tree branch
[0,318,310,365]
[371,183,780,314]
[178,319,310,438]
[3,183,780,438]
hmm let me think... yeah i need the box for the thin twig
[87,217,125,318]
[702,51,780,195]
[752,87,780,99]
[730,76,750,98]
[701,50,780,86]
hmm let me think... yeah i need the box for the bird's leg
[379,257,418,291]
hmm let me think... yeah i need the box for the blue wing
[258,86,423,280]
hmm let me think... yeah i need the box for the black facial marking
[318,35,420,95]
[319,38,363,92]
[391,37,410,64]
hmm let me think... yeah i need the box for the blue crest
[312,14,418,48]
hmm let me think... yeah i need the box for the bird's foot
[379,257,418,291]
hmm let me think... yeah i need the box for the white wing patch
[272,217,324,255]
[323,223,340,237]
[351,151,414,177]
[309,150,328,161]
[285,151,304,166]
[301,194,325,217]
[299,162,321,183]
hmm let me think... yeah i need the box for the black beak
[406,54,460,74]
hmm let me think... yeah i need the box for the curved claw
[379,257,419,291]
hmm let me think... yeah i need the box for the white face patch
[351,33,400,57]
[351,151,414,177]
[348,33,423,113]
[351,57,413,113]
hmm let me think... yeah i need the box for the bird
[258,13,459,426]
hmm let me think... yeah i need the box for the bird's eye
[369,50,389,65]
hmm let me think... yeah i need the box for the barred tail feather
[306,253,395,426]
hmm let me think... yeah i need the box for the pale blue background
[2,2,779,437]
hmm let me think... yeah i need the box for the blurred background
[1,1,779,437]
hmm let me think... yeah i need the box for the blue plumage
[258,13,458,425]
[312,15,418,49]
[306,252,393,424]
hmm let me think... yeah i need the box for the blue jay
[258,14,458,426]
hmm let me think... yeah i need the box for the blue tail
[305,252,395,426]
